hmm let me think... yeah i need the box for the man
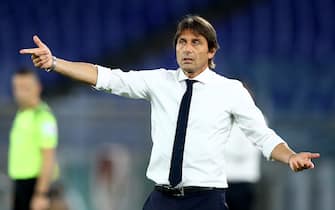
[20,15,319,210]
[9,68,58,210]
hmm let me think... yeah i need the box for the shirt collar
[177,67,214,84]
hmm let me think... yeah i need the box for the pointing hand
[20,35,53,69]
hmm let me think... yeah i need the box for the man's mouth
[182,58,193,63]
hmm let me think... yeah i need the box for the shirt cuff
[94,65,113,90]
[262,136,286,160]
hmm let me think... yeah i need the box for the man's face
[12,74,41,108]
[176,29,216,76]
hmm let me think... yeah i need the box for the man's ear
[208,48,217,59]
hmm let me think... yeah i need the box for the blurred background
[0,0,334,209]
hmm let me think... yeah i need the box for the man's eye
[179,40,186,44]
[193,40,200,45]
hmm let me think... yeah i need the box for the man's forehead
[13,74,39,84]
[178,29,205,39]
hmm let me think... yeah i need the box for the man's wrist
[45,56,57,72]
[287,153,296,164]
[34,190,49,197]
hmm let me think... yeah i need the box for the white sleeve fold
[231,81,286,160]
[94,65,151,100]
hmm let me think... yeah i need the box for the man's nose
[183,43,193,53]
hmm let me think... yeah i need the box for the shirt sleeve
[230,81,286,160]
[37,112,58,149]
[94,65,153,100]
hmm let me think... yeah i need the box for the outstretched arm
[271,143,320,172]
[20,35,98,86]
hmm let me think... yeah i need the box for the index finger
[308,153,320,159]
[20,48,47,55]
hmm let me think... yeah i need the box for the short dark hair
[14,67,36,76]
[174,15,220,69]
[14,67,40,81]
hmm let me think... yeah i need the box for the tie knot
[185,79,196,88]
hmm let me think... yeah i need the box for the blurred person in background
[91,144,131,210]
[20,15,320,210]
[9,68,58,210]
[224,125,261,210]
[224,84,261,210]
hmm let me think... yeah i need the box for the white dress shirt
[224,125,261,183]
[95,65,285,188]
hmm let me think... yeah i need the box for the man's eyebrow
[178,35,201,40]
